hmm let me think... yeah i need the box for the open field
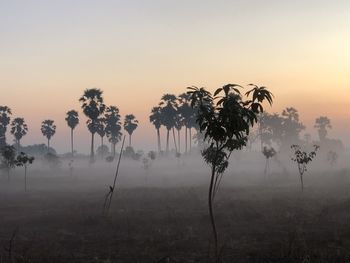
[1,157,350,263]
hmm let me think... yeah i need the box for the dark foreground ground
[1,164,350,262]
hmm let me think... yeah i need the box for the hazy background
[1,0,349,153]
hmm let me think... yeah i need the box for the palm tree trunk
[166,129,170,153]
[185,127,188,154]
[24,166,27,192]
[172,128,178,153]
[71,128,74,158]
[101,136,104,159]
[157,128,161,153]
[113,143,116,158]
[17,139,20,152]
[90,133,95,162]
[177,129,181,153]
[47,138,50,153]
[189,128,192,153]
[129,134,132,147]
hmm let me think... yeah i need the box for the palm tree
[159,94,178,154]
[41,120,56,152]
[79,88,105,162]
[314,116,332,141]
[10,117,28,151]
[0,106,12,149]
[65,110,79,157]
[105,106,122,158]
[149,106,162,153]
[124,114,138,147]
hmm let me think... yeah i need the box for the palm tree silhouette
[0,106,12,149]
[159,94,177,154]
[314,116,332,142]
[123,114,138,147]
[79,88,105,162]
[10,117,28,151]
[105,106,122,158]
[65,110,79,157]
[41,119,56,152]
[149,106,162,153]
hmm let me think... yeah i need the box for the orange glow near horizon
[1,1,349,152]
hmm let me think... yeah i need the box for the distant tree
[123,114,138,147]
[41,120,56,152]
[314,116,332,142]
[178,93,198,153]
[10,117,28,151]
[105,106,122,158]
[188,84,273,262]
[0,106,12,149]
[15,152,34,192]
[327,150,338,167]
[281,107,305,147]
[259,112,284,149]
[79,88,106,162]
[20,144,56,156]
[65,110,79,157]
[159,94,178,154]
[291,144,319,191]
[0,145,16,181]
[149,106,162,153]
[262,146,277,177]
[97,144,109,158]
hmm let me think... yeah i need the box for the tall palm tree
[105,106,122,158]
[314,116,332,141]
[123,114,138,147]
[0,106,12,149]
[65,110,79,157]
[10,117,28,151]
[159,94,177,154]
[41,120,56,152]
[149,106,162,153]
[79,88,105,162]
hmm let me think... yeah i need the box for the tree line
[0,89,139,163]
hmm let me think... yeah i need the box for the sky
[0,0,349,153]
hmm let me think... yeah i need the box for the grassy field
[1,159,350,263]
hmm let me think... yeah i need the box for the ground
[1,158,350,263]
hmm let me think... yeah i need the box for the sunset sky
[0,0,349,153]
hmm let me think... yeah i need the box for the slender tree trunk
[209,165,219,262]
[166,129,170,153]
[157,128,161,153]
[47,138,50,153]
[300,174,304,192]
[129,134,132,147]
[177,129,181,153]
[172,128,178,153]
[185,127,188,154]
[90,132,95,163]
[17,139,20,152]
[113,143,116,158]
[71,128,74,158]
[101,136,104,159]
[189,128,192,153]
[24,166,27,192]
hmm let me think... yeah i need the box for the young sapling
[291,144,319,191]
